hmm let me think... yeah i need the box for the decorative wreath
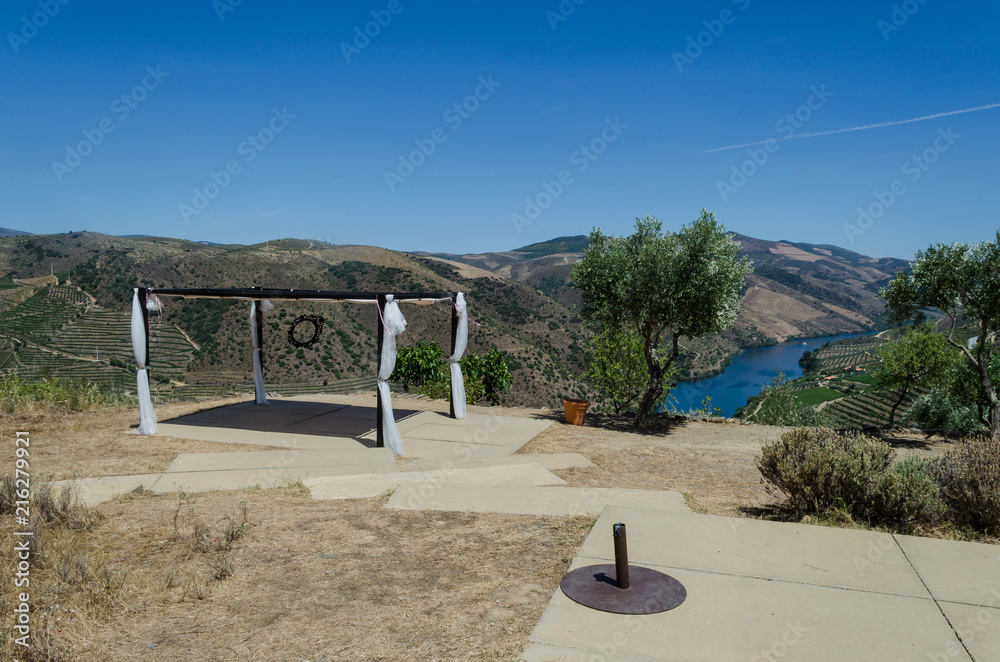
[287,314,325,348]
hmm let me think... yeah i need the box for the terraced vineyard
[0,286,86,342]
[821,386,930,429]
[1,285,198,388]
[810,335,886,373]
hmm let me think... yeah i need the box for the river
[665,332,871,418]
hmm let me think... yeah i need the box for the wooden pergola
[133,286,467,449]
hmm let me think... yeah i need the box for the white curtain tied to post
[130,288,158,435]
[378,295,408,455]
[250,300,273,405]
[449,292,469,419]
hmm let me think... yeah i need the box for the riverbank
[668,330,881,417]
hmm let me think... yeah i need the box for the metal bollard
[613,522,630,590]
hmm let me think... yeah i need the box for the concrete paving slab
[576,506,930,598]
[895,534,1000,608]
[166,447,398,473]
[521,643,664,662]
[527,560,970,662]
[384,484,689,516]
[398,452,595,473]
[385,437,516,460]
[938,601,1000,662]
[150,463,397,493]
[155,423,360,449]
[306,463,566,500]
[51,474,162,507]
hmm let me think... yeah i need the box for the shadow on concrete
[162,398,422,446]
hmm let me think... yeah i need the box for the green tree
[872,324,960,428]
[392,341,446,390]
[747,372,828,427]
[572,211,752,426]
[585,323,658,415]
[881,233,1000,440]
[460,347,512,405]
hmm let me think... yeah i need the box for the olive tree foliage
[585,323,663,415]
[572,211,752,426]
[872,323,961,428]
[881,233,1000,440]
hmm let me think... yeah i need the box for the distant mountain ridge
[0,228,31,237]
[0,229,909,407]
[420,232,909,378]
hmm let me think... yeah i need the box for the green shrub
[0,371,134,415]
[392,341,446,390]
[904,388,983,433]
[756,428,945,530]
[930,437,1000,536]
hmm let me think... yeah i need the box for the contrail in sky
[704,101,1000,153]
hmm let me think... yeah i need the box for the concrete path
[386,484,691,517]
[55,398,577,507]
[523,506,1000,662]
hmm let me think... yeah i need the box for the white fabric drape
[131,289,157,435]
[449,292,469,419]
[377,295,408,455]
[250,300,270,405]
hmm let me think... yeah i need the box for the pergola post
[255,298,265,403]
[139,288,150,371]
[376,294,386,448]
[449,293,458,419]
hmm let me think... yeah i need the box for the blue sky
[3,1,998,258]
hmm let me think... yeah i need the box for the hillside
[0,230,909,409]
[0,233,590,408]
[420,233,909,378]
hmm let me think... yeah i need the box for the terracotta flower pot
[563,399,590,425]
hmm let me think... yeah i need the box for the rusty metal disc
[560,564,687,615]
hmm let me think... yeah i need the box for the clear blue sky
[3,0,998,258]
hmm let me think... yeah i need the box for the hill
[0,230,909,409]
[0,227,31,237]
[0,233,590,408]
[420,232,909,378]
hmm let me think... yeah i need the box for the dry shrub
[183,499,252,580]
[931,437,1000,536]
[0,476,98,531]
[757,428,946,530]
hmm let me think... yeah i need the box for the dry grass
[0,397,278,482]
[1,486,592,661]
[517,415,959,518]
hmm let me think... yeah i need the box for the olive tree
[572,211,752,427]
[585,323,656,415]
[872,323,960,428]
[881,233,1000,440]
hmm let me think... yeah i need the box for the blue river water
[664,332,870,418]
